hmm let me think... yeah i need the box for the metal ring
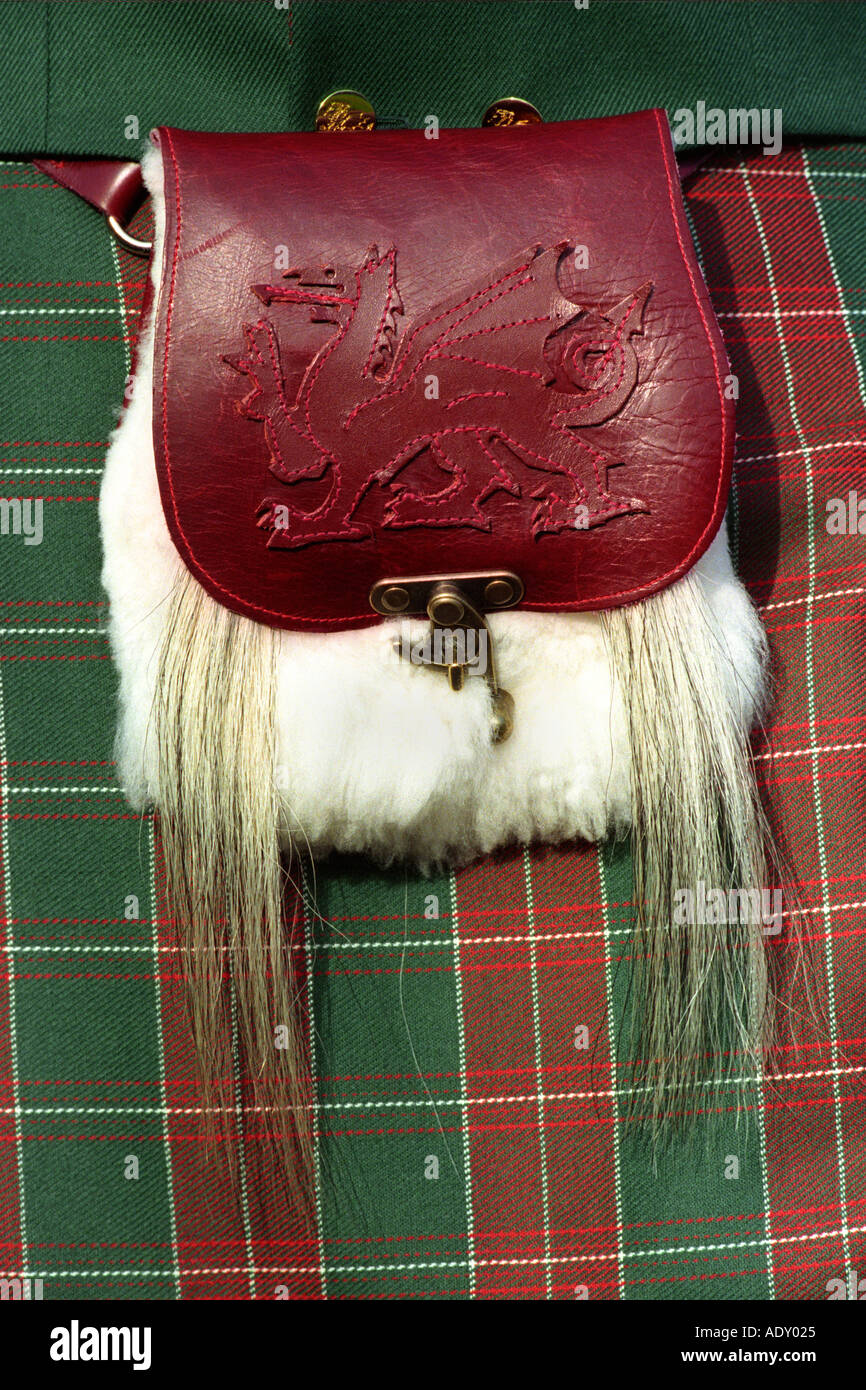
[107,213,152,258]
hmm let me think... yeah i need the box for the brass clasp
[369,571,523,743]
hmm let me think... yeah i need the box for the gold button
[315,90,376,132]
[481,98,542,128]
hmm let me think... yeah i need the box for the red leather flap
[152,112,732,630]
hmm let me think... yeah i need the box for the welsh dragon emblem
[227,243,652,548]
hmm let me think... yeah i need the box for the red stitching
[234,320,328,491]
[430,349,543,380]
[383,438,476,516]
[246,251,619,549]
[360,248,398,378]
[551,285,643,412]
[242,267,420,545]
[344,265,534,430]
[445,314,550,344]
[444,390,509,409]
[339,424,481,524]
[260,319,293,419]
[398,261,533,362]
[474,432,524,504]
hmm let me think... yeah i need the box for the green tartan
[0,0,865,1302]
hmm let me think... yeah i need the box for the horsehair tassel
[153,567,314,1217]
[603,566,793,1132]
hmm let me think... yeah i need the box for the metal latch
[369,571,524,743]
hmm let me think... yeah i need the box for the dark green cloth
[1,1,865,157]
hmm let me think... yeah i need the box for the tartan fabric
[1,140,865,1301]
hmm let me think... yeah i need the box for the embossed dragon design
[227,244,652,549]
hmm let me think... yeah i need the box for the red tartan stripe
[451,853,541,1298]
[452,845,619,1299]
[525,845,619,1289]
[746,151,866,1299]
[152,824,243,1300]
[249,885,321,1302]
[152,826,321,1300]
[693,146,866,1299]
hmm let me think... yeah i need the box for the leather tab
[33,158,145,225]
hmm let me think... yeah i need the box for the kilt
[1,0,865,1300]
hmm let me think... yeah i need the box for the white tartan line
[5,1061,865,1113]
[3,1220,866,1278]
